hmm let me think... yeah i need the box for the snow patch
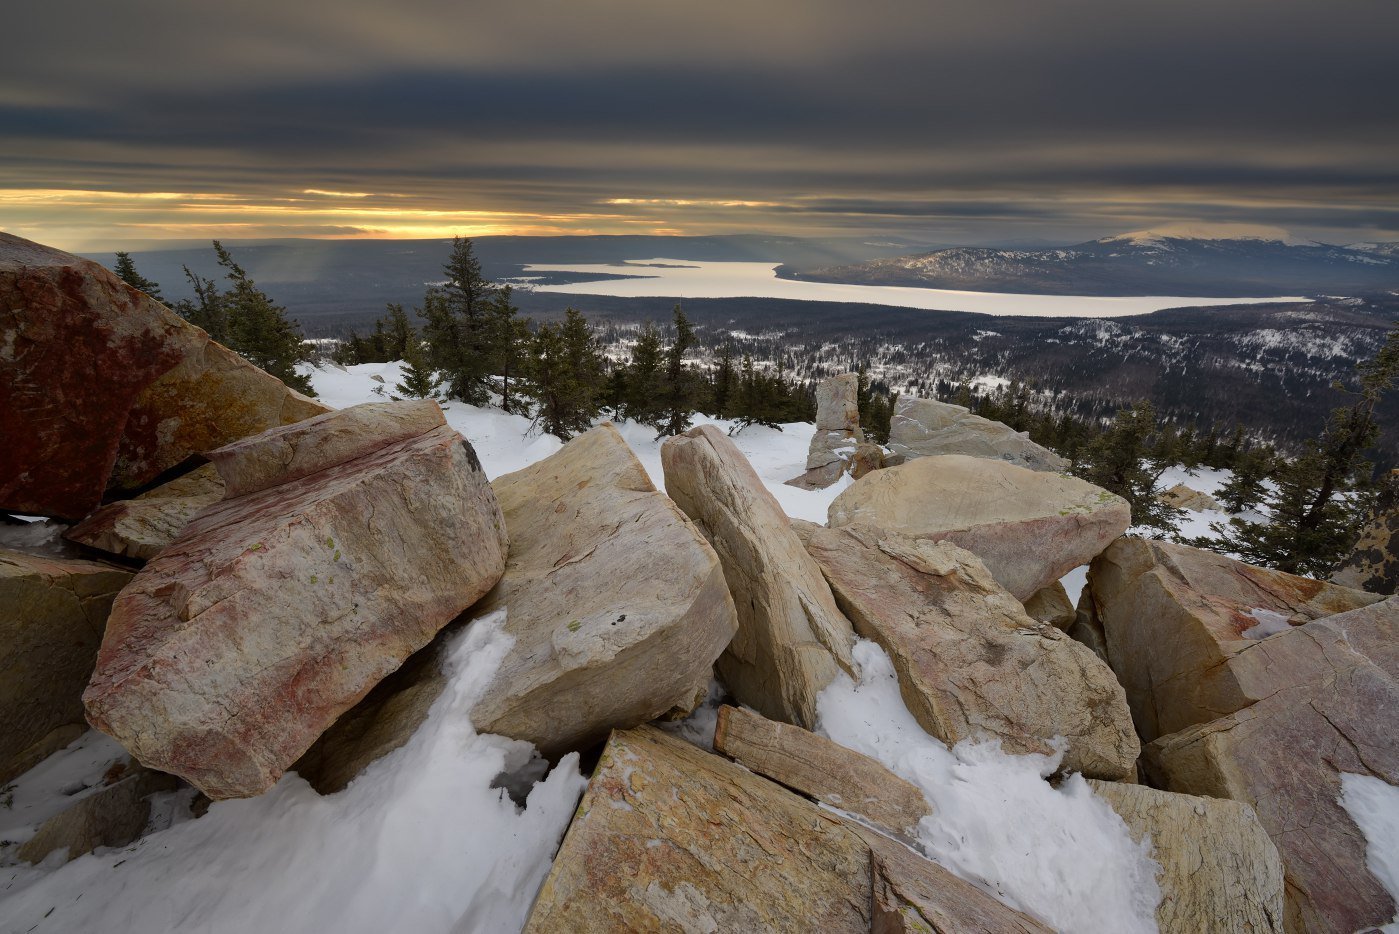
[1339,773,1399,933]
[1241,608,1291,640]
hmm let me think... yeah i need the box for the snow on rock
[817,639,1161,934]
[0,613,588,934]
[1340,773,1399,934]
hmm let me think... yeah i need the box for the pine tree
[383,303,415,360]
[418,288,464,395]
[1216,447,1273,513]
[394,341,443,401]
[113,251,163,301]
[526,309,606,440]
[623,323,665,426]
[487,286,531,414]
[656,305,698,438]
[173,266,229,343]
[212,242,315,395]
[438,237,497,405]
[712,344,737,418]
[1074,400,1181,533]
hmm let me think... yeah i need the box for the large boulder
[1333,469,1398,595]
[886,396,1069,472]
[1144,599,1399,934]
[828,454,1130,600]
[1,550,133,784]
[1157,483,1222,513]
[786,373,865,490]
[662,425,855,728]
[1084,536,1383,740]
[64,464,225,561]
[299,424,738,789]
[1088,780,1284,934]
[0,232,326,520]
[802,523,1138,779]
[524,726,1049,933]
[82,400,507,799]
[1022,580,1076,630]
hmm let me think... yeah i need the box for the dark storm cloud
[2,0,1396,247]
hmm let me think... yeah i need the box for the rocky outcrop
[1,550,133,784]
[786,373,865,490]
[83,400,507,799]
[64,464,225,561]
[803,523,1138,779]
[0,233,325,520]
[1144,599,1399,934]
[1085,536,1382,740]
[1022,580,1075,630]
[886,396,1068,472]
[1334,469,1398,595]
[828,454,1130,600]
[663,425,855,728]
[713,704,931,839]
[1157,483,1222,513]
[1088,780,1284,934]
[17,762,179,865]
[525,726,1048,933]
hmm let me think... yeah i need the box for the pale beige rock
[804,523,1138,779]
[1157,483,1222,512]
[828,454,1129,600]
[1023,580,1076,630]
[469,424,737,756]
[524,726,1047,934]
[1333,469,1399,595]
[1144,600,1399,934]
[662,425,855,728]
[1088,780,1285,934]
[17,763,179,864]
[849,442,885,479]
[887,396,1069,472]
[1,550,132,784]
[1085,535,1383,740]
[786,373,866,490]
[65,464,225,561]
[713,704,931,838]
[83,401,507,799]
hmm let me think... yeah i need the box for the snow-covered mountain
[786,230,1399,296]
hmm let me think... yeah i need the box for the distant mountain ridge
[783,232,1399,297]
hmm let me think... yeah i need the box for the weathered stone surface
[17,763,179,865]
[64,464,225,561]
[1,550,133,784]
[1144,600,1399,934]
[663,425,855,728]
[83,401,507,799]
[713,704,931,838]
[0,233,326,520]
[1085,535,1383,740]
[1334,469,1398,595]
[786,373,866,490]
[804,523,1138,779]
[887,396,1069,473]
[1157,483,1222,513]
[848,442,885,480]
[1088,780,1284,934]
[525,726,1047,934]
[469,424,737,756]
[1023,580,1076,630]
[828,454,1129,600]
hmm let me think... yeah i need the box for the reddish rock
[83,401,507,799]
[0,233,326,520]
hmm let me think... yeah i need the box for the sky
[3,0,1397,251]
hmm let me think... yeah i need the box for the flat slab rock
[1084,535,1383,740]
[803,522,1138,780]
[1088,780,1284,934]
[1,550,133,784]
[524,726,1049,934]
[0,232,325,520]
[827,454,1129,600]
[83,400,507,799]
[886,396,1069,473]
[662,424,855,729]
[1144,599,1399,934]
[65,464,226,561]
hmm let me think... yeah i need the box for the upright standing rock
[0,233,326,520]
[83,400,507,799]
[828,454,1130,600]
[887,396,1069,472]
[663,425,855,728]
[786,373,865,490]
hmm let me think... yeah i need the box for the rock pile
[785,372,868,489]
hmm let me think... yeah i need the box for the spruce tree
[526,309,606,440]
[212,242,315,395]
[173,265,230,344]
[438,237,496,405]
[656,305,698,438]
[113,251,164,301]
[418,288,464,395]
[1074,400,1181,533]
[487,286,531,414]
[712,343,737,418]
[394,342,443,401]
[623,323,665,426]
[1215,447,1273,514]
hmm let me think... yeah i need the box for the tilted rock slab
[886,396,1069,472]
[83,400,507,799]
[1084,535,1382,740]
[1144,599,1399,934]
[713,704,931,839]
[1088,780,1284,934]
[1,550,132,784]
[18,761,179,865]
[803,523,1138,779]
[787,373,866,490]
[663,424,855,728]
[524,726,1049,934]
[0,232,326,520]
[1022,579,1076,630]
[65,464,226,561]
[828,454,1129,600]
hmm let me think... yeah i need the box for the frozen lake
[520,258,1307,318]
